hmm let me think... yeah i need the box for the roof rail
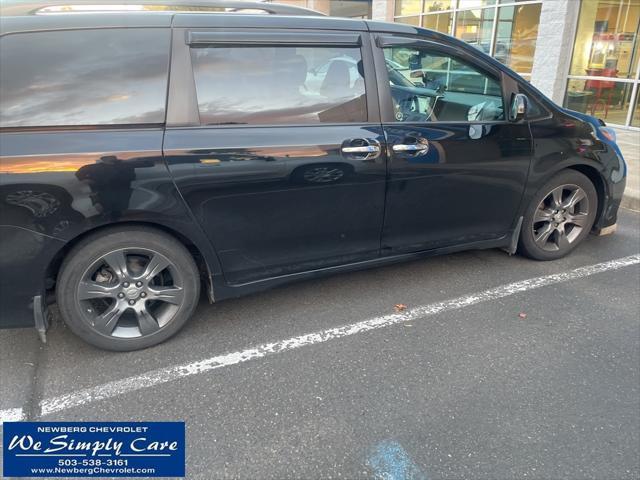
[0,0,325,17]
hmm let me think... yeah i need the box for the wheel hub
[123,284,143,300]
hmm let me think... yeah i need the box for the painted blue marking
[367,440,427,480]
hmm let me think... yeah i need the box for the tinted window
[191,46,367,125]
[0,29,170,127]
[384,46,504,123]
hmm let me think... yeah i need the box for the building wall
[529,0,581,104]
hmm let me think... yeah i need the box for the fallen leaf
[518,312,527,319]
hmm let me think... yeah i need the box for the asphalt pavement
[1,209,639,480]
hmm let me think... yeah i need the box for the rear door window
[0,29,170,127]
[190,45,367,125]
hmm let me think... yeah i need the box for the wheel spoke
[102,250,129,280]
[78,281,118,301]
[92,303,125,335]
[139,253,171,282]
[562,188,586,210]
[550,187,564,209]
[533,208,553,223]
[148,286,184,305]
[567,212,589,227]
[135,307,160,336]
[534,223,555,247]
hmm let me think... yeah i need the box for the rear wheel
[519,170,598,260]
[57,227,200,351]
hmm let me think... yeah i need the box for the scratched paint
[367,440,427,480]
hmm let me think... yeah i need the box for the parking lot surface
[1,209,639,479]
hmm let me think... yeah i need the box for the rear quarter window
[0,28,170,128]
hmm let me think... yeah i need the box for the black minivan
[0,0,627,350]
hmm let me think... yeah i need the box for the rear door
[164,23,387,285]
[373,34,532,254]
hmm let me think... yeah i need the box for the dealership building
[272,0,640,130]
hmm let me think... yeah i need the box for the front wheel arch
[565,164,607,230]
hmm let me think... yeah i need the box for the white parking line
[0,407,25,424]
[2,254,639,424]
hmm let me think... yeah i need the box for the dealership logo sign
[3,422,185,477]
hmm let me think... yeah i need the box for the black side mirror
[509,93,528,122]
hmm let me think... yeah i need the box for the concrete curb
[621,193,640,212]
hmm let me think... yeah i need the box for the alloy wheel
[531,184,590,252]
[77,248,184,338]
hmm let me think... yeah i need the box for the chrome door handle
[341,145,381,154]
[341,139,382,160]
[392,143,429,153]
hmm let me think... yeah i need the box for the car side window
[383,46,504,123]
[190,46,367,125]
[0,29,170,128]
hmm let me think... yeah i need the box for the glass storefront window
[423,0,453,12]
[397,15,421,25]
[394,1,566,120]
[570,0,640,80]
[567,0,640,127]
[633,92,640,126]
[458,0,495,7]
[455,8,494,54]
[423,12,453,33]
[564,78,635,125]
[494,3,542,75]
[395,0,422,16]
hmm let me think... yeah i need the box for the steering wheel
[392,91,422,122]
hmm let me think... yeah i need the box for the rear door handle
[341,139,382,160]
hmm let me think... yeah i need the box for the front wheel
[56,227,200,351]
[519,170,598,261]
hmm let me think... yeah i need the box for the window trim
[373,34,509,125]
[166,28,378,128]
[187,31,362,47]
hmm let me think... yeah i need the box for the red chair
[585,68,618,118]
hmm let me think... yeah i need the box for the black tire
[519,169,598,261]
[56,226,200,351]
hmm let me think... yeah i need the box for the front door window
[382,46,504,123]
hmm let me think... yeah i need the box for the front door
[373,35,532,254]
[164,29,387,284]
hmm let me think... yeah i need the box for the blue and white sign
[3,422,185,477]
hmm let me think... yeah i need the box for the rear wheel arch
[45,221,215,302]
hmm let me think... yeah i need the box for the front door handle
[392,143,429,153]
[341,139,382,160]
[342,145,381,154]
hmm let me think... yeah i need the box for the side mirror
[509,93,528,122]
